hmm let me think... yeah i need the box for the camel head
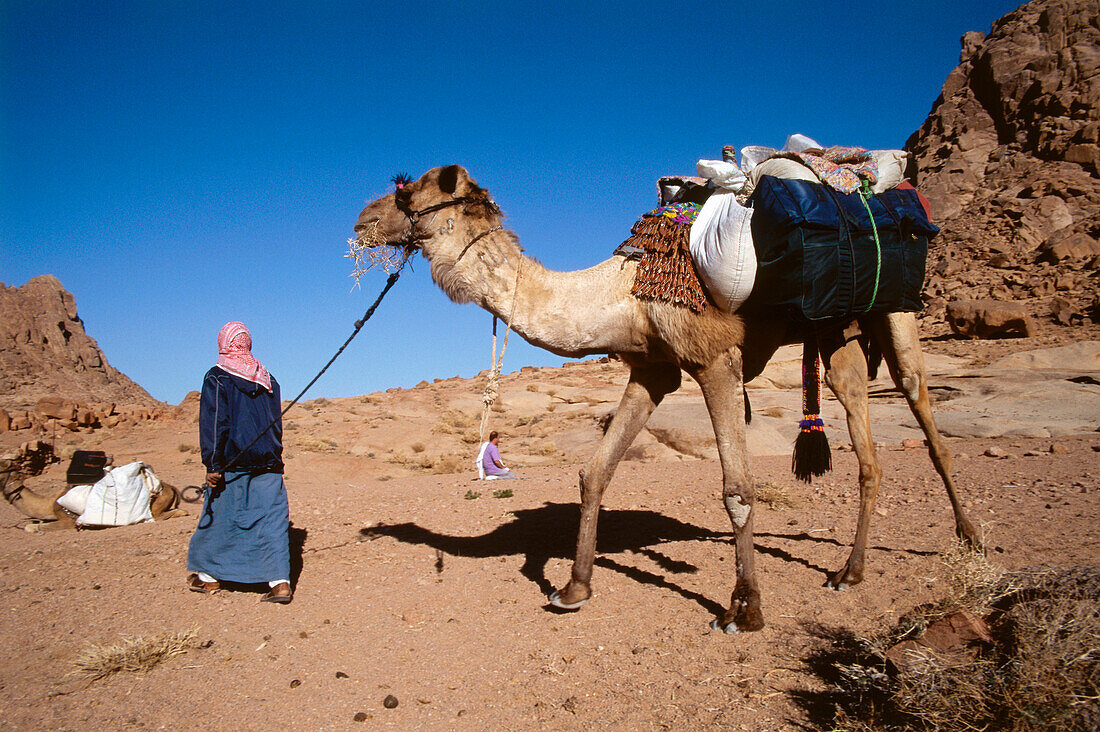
[351,165,501,270]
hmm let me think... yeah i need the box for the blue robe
[187,471,290,584]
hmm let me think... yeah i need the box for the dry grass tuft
[754,481,796,508]
[297,435,338,453]
[430,454,464,474]
[72,630,197,682]
[433,410,476,435]
[821,548,1100,732]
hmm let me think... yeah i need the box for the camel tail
[792,335,831,482]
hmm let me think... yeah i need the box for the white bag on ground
[75,462,157,526]
[688,190,757,312]
[56,483,94,515]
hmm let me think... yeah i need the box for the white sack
[56,483,94,515]
[695,159,747,193]
[76,462,155,527]
[745,157,821,197]
[689,191,757,312]
[871,149,908,193]
[739,134,823,176]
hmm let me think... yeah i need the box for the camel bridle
[395,190,502,259]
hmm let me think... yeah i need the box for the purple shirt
[482,442,504,475]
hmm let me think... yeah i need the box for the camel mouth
[346,222,416,284]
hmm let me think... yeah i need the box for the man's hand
[205,472,222,488]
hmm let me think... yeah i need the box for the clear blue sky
[2,1,1021,404]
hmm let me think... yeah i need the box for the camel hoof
[825,578,849,591]
[548,590,588,611]
[709,618,740,635]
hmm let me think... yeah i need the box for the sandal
[261,582,292,604]
[187,573,220,594]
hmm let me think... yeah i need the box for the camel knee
[723,493,753,529]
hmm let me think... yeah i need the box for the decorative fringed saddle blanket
[615,202,709,313]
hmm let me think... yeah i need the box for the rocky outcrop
[907,0,1099,337]
[0,275,160,412]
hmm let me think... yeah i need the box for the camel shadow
[753,530,939,577]
[363,502,733,616]
[361,505,944,615]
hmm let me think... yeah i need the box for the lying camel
[352,165,980,633]
[0,458,187,530]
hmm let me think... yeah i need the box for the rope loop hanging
[478,266,522,442]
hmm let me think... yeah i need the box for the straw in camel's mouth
[346,220,411,286]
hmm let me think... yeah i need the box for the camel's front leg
[549,360,681,610]
[868,313,982,549]
[690,349,764,633]
[820,326,881,589]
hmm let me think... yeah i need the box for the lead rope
[478,265,522,443]
[201,252,410,495]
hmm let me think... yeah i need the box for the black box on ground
[67,450,109,485]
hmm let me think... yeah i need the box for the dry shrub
[72,630,197,682]
[754,480,795,508]
[534,442,558,456]
[825,549,1100,732]
[431,454,464,474]
[297,435,338,453]
[526,384,539,392]
[411,442,425,453]
[433,410,475,434]
[384,451,411,465]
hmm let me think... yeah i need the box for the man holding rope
[186,322,292,603]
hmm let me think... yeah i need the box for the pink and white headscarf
[215,321,272,392]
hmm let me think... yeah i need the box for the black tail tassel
[792,336,832,483]
[792,417,831,482]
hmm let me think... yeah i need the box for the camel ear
[438,165,464,195]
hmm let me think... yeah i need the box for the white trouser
[197,571,287,588]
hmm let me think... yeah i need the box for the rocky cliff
[907,0,1099,336]
[0,275,159,412]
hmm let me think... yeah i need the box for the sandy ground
[0,347,1098,730]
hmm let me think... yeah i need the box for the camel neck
[424,227,638,358]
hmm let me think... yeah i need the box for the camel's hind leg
[868,312,981,548]
[689,349,764,633]
[820,324,882,590]
[550,359,681,610]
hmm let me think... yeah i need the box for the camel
[352,165,981,633]
[0,458,186,530]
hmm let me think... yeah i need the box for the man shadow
[363,502,733,616]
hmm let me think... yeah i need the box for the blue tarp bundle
[746,175,938,321]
